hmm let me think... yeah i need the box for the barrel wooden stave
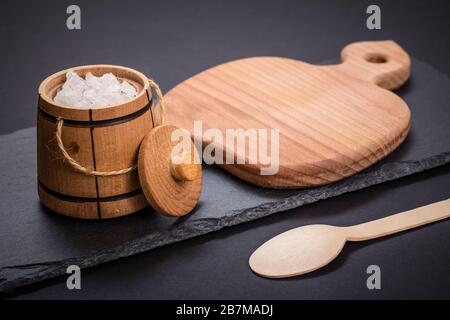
[37,114,97,198]
[93,111,153,197]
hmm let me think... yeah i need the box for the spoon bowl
[249,225,347,278]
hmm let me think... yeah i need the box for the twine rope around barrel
[55,78,165,177]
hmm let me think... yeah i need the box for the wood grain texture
[37,65,154,219]
[138,125,202,217]
[38,184,99,219]
[99,193,149,219]
[249,199,450,278]
[165,40,411,188]
[38,115,97,198]
[93,112,152,198]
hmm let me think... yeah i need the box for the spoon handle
[346,199,450,241]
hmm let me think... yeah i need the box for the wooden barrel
[37,65,158,219]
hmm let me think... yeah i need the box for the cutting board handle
[338,40,410,90]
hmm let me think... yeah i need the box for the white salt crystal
[121,80,137,99]
[100,73,120,87]
[85,73,102,89]
[54,69,138,109]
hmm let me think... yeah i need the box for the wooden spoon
[249,199,450,278]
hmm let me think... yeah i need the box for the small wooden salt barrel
[37,65,159,219]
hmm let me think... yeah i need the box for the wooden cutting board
[165,41,411,188]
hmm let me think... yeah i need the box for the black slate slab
[0,58,450,293]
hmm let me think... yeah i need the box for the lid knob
[170,152,201,181]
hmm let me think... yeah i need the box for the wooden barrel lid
[138,125,202,217]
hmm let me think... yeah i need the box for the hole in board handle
[365,54,388,64]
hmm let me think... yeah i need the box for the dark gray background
[1,0,450,299]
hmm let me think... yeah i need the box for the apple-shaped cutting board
[165,41,411,188]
